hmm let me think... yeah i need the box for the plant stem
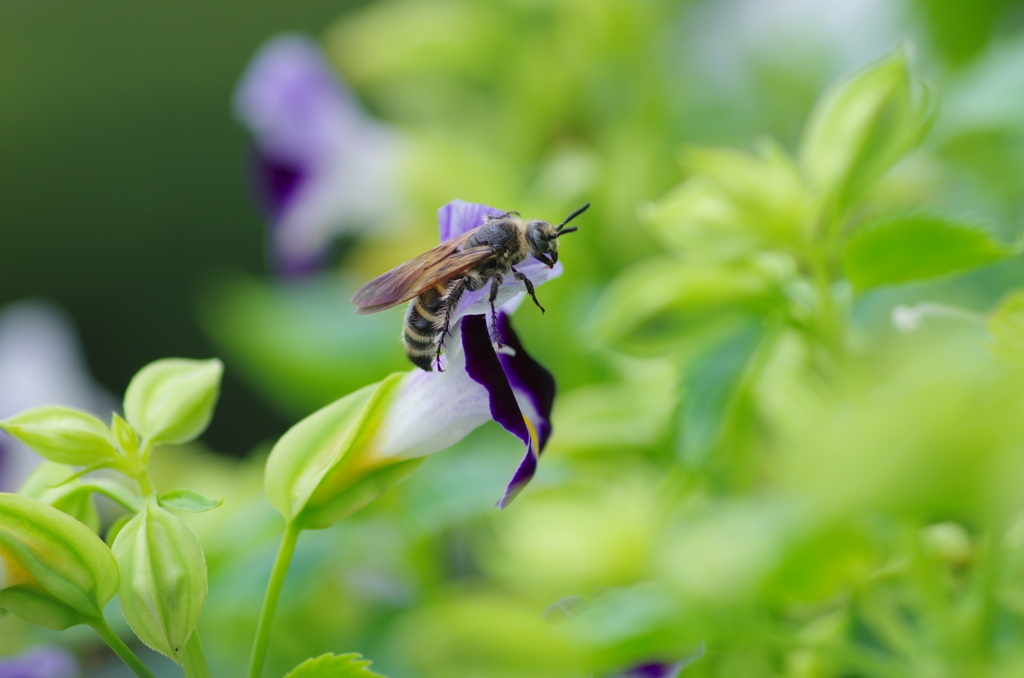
[247,520,301,678]
[183,631,212,678]
[90,616,157,678]
[135,469,156,497]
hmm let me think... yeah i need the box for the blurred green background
[7,0,1024,677]
[0,0,370,453]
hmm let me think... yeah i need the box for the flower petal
[235,34,401,274]
[627,663,685,678]
[234,34,351,176]
[375,320,491,461]
[437,199,505,242]
[249,147,306,221]
[461,314,540,507]
[0,646,78,678]
[494,312,555,449]
[0,302,114,491]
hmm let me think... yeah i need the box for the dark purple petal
[623,644,704,678]
[235,34,402,277]
[0,647,77,678]
[627,663,683,678]
[495,312,555,450]
[234,35,356,170]
[437,200,505,243]
[461,314,539,508]
[248,146,307,220]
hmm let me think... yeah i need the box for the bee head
[526,203,590,268]
[526,221,560,267]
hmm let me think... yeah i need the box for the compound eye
[528,222,550,252]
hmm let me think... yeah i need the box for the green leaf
[677,321,764,466]
[158,489,223,513]
[124,358,223,445]
[0,406,123,469]
[16,463,98,533]
[284,653,385,678]
[799,46,933,205]
[843,215,1009,290]
[17,464,141,529]
[0,492,119,629]
[588,256,783,356]
[990,289,1024,364]
[112,500,208,664]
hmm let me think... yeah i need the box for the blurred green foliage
[8,0,1024,677]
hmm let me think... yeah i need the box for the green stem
[183,631,212,678]
[247,520,301,678]
[135,469,156,497]
[90,616,158,678]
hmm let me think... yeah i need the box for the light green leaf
[843,215,1009,290]
[799,46,933,205]
[284,653,385,678]
[112,500,208,664]
[665,140,811,249]
[677,322,764,466]
[124,358,223,445]
[0,492,119,629]
[990,289,1024,365]
[18,464,141,525]
[0,406,122,469]
[588,256,783,356]
[17,463,101,534]
[158,489,223,513]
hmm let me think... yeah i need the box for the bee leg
[436,279,468,372]
[488,274,505,347]
[511,267,545,314]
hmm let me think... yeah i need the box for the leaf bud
[265,374,423,530]
[0,493,119,630]
[123,358,223,446]
[112,497,208,664]
[0,406,125,471]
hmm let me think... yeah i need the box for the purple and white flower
[0,646,78,678]
[266,201,561,523]
[233,34,402,275]
[0,302,113,491]
[373,200,560,506]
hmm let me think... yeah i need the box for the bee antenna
[556,202,590,232]
[554,226,577,237]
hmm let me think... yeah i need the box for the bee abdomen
[403,289,445,371]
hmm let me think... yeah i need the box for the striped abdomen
[403,284,448,371]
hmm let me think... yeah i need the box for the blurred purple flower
[0,646,77,678]
[0,302,113,491]
[234,34,402,275]
[373,200,561,506]
[544,594,704,678]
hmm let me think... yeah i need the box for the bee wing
[352,232,495,314]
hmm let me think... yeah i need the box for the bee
[352,203,590,371]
